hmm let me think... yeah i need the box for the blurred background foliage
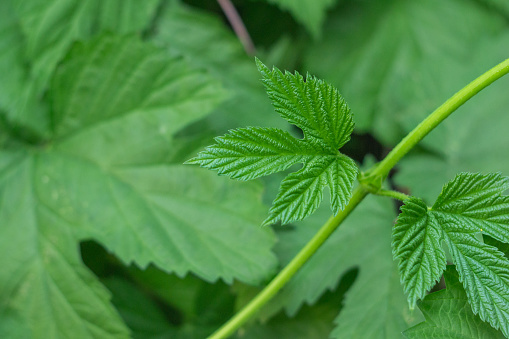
[1,0,508,338]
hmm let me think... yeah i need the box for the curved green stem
[370,58,509,181]
[208,58,509,339]
[208,187,368,339]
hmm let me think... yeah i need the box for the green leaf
[186,127,316,180]
[0,35,278,337]
[303,0,505,136]
[0,0,160,138]
[432,173,509,243]
[404,266,506,339]
[264,195,422,337]
[392,197,447,309]
[0,154,130,339]
[256,58,354,152]
[393,173,509,336]
[264,155,356,225]
[150,1,287,131]
[264,0,338,38]
[190,60,357,224]
[49,34,277,283]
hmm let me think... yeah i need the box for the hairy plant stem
[375,189,410,202]
[208,58,509,339]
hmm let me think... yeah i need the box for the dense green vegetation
[1,1,509,338]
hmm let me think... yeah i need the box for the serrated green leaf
[190,59,358,224]
[0,154,130,339]
[393,173,509,337]
[186,127,317,180]
[392,197,447,309]
[264,0,338,38]
[443,231,509,336]
[404,266,506,339]
[256,58,354,151]
[433,173,509,243]
[49,34,277,283]
[264,155,356,225]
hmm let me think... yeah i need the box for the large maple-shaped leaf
[258,195,422,338]
[0,35,278,338]
[0,0,160,138]
[393,173,509,337]
[0,155,130,339]
[404,266,506,339]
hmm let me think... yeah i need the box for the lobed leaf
[1,34,280,337]
[392,197,447,309]
[263,155,356,225]
[393,173,509,336]
[404,266,506,339]
[189,59,358,224]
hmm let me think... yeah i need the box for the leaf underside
[393,172,509,337]
[188,59,358,225]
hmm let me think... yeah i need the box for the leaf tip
[183,157,198,165]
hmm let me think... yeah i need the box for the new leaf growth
[187,59,358,225]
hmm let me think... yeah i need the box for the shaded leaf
[303,0,505,137]
[264,195,422,338]
[0,34,278,337]
[264,0,339,38]
[404,266,506,339]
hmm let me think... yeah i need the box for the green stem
[208,187,369,339]
[375,189,410,202]
[208,58,509,339]
[370,58,509,180]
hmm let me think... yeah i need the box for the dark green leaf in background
[304,0,505,138]
[404,266,506,339]
[150,1,286,132]
[264,0,339,38]
[0,34,278,338]
[0,0,160,138]
[254,194,423,338]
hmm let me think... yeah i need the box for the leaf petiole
[374,189,410,202]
